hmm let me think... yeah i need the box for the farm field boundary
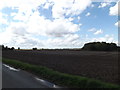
[2,58,120,88]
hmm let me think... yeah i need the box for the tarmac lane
[2,64,59,88]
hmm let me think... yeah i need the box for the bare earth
[2,50,119,84]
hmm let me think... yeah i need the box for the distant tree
[1,45,4,50]
[109,43,117,51]
[33,48,37,50]
[118,46,120,51]
[18,47,20,50]
[2,45,4,48]
[5,46,8,50]
[10,47,15,50]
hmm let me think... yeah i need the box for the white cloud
[86,12,91,16]
[0,0,47,11]
[0,23,44,49]
[46,34,83,48]
[43,2,54,9]
[0,0,47,23]
[88,28,103,35]
[104,0,120,2]
[0,13,9,25]
[93,0,120,2]
[90,4,95,7]
[94,29,103,35]
[77,16,81,20]
[68,17,74,21]
[115,21,120,27]
[109,2,119,16]
[51,0,92,18]
[98,2,110,8]
[1,0,117,49]
[0,0,85,49]
[91,34,115,43]
[26,12,80,37]
[88,28,96,32]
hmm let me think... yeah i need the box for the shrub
[32,48,37,50]
[18,47,20,50]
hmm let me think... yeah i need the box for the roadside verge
[2,58,120,88]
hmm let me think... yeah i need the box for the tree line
[1,42,120,51]
[81,42,118,51]
[1,45,15,50]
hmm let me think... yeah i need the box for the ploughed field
[2,50,119,84]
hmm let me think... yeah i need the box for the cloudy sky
[0,0,119,49]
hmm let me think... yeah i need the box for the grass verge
[2,58,120,88]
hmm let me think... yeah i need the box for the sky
[0,0,119,49]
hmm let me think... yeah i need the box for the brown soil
[2,50,119,84]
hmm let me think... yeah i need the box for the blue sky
[0,0,119,49]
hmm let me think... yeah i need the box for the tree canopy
[1,45,15,50]
[81,42,117,51]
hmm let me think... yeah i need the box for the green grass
[2,58,120,88]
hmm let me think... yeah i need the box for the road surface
[2,64,58,88]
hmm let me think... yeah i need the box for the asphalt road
[2,64,58,88]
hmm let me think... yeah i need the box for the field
[2,50,119,85]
